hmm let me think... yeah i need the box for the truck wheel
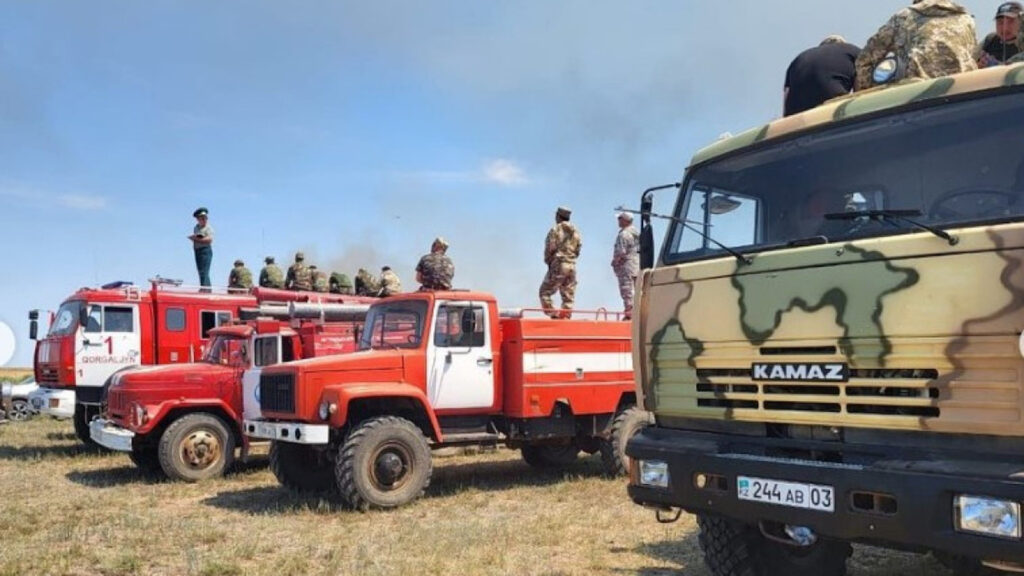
[520,444,581,469]
[73,404,102,449]
[129,438,161,474]
[269,441,336,493]
[600,406,654,476]
[8,399,32,422]
[336,416,432,510]
[698,515,850,576]
[158,413,235,482]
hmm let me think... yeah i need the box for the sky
[0,0,1003,367]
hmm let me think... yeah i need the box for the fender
[137,398,241,436]
[321,382,443,442]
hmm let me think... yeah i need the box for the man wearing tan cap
[611,212,639,320]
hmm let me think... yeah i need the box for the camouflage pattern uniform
[311,266,329,293]
[259,257,285,289]
[329,272,355,295]
[611,217,640,319]
[379,267,402,297]
[416,252,455,290]
[355,268,382,297]
[286,252,313,291]
[855,0,977,91]
[539,207,583,318]
[228,260,253,290]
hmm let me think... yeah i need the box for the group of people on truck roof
[784,0,1023,117]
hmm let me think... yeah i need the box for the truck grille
[259,373,295,413]
[38,367,60,384]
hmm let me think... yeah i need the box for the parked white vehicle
[2,378,41,421]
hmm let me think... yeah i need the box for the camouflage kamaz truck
[626,65,1024,575]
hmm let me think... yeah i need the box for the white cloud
[57,194,107,211]
[481,158,527,187]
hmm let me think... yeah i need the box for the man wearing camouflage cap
[259,256,285,289]
[355,268,382,297]
[855,0,977,91]
[329,272,355,295]
[188,207,214,288]
[379,266,402,297]
[286,252,313,291]
[539,206,583,319]
[611,212,639,320]
[977,2,1023,66]
[228,259,253,290]
[416,237,455,291]
[310,265,329,293]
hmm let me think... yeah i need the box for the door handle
[476,357,493,366]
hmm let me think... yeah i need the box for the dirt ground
[0,418,954,575]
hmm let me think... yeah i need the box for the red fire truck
[26,279,364,446]
[245,290,651,509]
[89,302,370,481]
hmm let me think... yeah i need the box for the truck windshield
[359,301,427,351]
[202,336,247,367]
[48,301,83,337]
[664,90,1024,264]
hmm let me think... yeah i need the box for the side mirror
[28,310,39,341]
[872,52,899,85]
[79,305,90,329]
[640,193,655,271]
[461,309,477,335]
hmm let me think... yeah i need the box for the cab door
[426,302,495,410]
[77,303,141,388]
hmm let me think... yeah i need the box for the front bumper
[627,427,1024,564]
[89,418,134,452]
[29,388,75,419]
[243,419,329,445]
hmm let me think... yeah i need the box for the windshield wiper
[615,205,752,265]
[823,209,958,246]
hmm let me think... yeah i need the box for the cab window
[253,336,280,367]
[433,305,485,348]
[200,311,232,338]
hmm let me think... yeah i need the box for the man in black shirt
[978,1,1022,66]
[784,36,861,117]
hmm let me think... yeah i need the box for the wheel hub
[181,430,221,469]
[374,451,406,486]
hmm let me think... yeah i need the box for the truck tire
[600,405,654,476]
[520,444,581,469]
[697,514,850,576]
[8,399,32,422]
[129,438,161,474]
[269,441,336,494]
[336,416,432,510]
[158,413,235,482]
[73,404,102,449]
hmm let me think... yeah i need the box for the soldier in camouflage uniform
[329,272,355,295]
[310,265,329,293]
[259,256,285,289]
[539,206,583,319]
[355,268,382,297]
[228,259,253,290]
[286,252,313,291]
[416,237,455,291]
[855,0,977,91]
[379,266,402,297]
[611,212,640,320]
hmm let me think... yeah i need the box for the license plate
[49,399,59,408]
[737,475,835,512]
[257,423,277,438]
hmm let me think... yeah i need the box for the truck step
[438,432,502,445]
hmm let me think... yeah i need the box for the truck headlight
[132,403,148,427]
[639,460,670,489]
[955,495,1021,539]
[317,401,336,421]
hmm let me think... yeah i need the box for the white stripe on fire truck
[523,352,632,374]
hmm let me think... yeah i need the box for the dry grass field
[0,418,954,576]
[0,368,32,382]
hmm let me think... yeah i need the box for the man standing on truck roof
[855,0,977,91]
[286,252,313,291]
[310,265,329,292]
[379,266,402,297]
[977,2,1022,66]
[783,35,861,116]
[329,272,355,295]
[540,206,582,319]
[228,259,253,290]
[259,256,285,288]
[188,207,214,288]
[611,212,640,321]
[416,237,455,291]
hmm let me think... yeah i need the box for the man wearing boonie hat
[539,206,583,319]
[611,212,639,320]
[978,1,1023,66]
[188,207,214,287]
